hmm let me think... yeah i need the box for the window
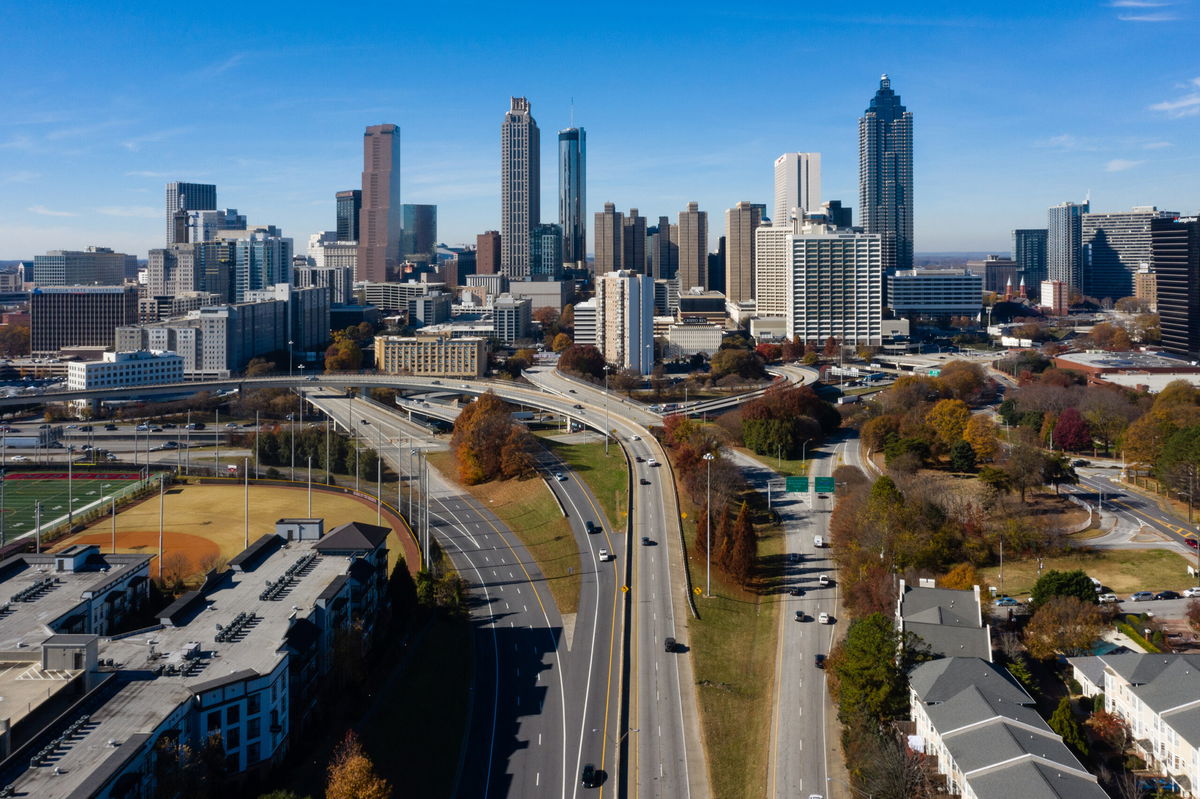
[248,693,260,715]
[207,711,221,732]
[226,704,240,724]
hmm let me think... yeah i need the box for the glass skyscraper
[336,190,361,242]
[858,75,913,269]
[1013,228,1048,295]
[558,127,586,268]
[1047,201,1090,293]
[399,204,438,263]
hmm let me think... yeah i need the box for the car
[225,422,239,429]
[817,574,830,587]
[580,763,599,789]
[814,654,826,669]
[359,419,370,425]
[149,426,162,432]
[635,456,645,463]
[813,535,825,548]
[1072,459,1090,467]
[1182,587,1200,598]
[104,424,117,431]
[585,520,598,535]
[647,458,658,467]
[10,455,29,462]
[790,587,804,597]
[598,548,611,561]
[641,536,652,546]
[554,472,566,482]
[1155,590,1182,600]
[1131,591,1155,602]
[568,389,577,393]
[305,375,318,381]
[136,424,149,431]
[818,612,831,625]
[639,478,650,486]
[65,424,77,430]
[79,425,93,432]
[1098,593,1119,604]
[431,380,442,385]
[993,596,1020,607]
[630,434,641,441]
[664,637,676,653]
[794,610,806,622]
[573,404,584,409]
[1186,538,1199,549]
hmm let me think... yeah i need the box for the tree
[963,415,999,462]
[828,612,924,725]
[754,342,782,362]
[325,731,391,799]
[551,332,572,352]
[324,333,363,371]
[1003,430,1047,502]
[1049,696,1090,757]
[710,348,767,381]
[727,501,756,586]
[1115,296,1150,314]
[1053,407,1092,452]
[941,562,981,591]
[1042,453,1078,495]
[823,336,840,358]
[558,344,606,380]
[1187,598,1200,632]
[1025,596,1105,659]
[937,360,988,402]
[245,357,276,376]
[0,325,29,357]
[1030,569,1098,607]
[925,399,971,450]
[781,336,804,361]
[1156,425,1200,511]
[949,440,977,472]
[451,390,537,484]
[1086,709,1129,750]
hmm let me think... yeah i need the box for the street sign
[785,476,809,492]
[815,476,835,493]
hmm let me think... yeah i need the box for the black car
[815,654,826,669]
[794,610,806,622]
[585,521,598,535]
[580,764,599,788]
[573,404,584,409]
[104,424,118,431]
[635,456,644,463]
[640,478,650,486]
[789,587,804,597]
[664,637,676,653]
[641,536,652,546]
[79,425,93,432]
[1155,590,1182,600]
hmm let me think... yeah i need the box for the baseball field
[0,470,144,544]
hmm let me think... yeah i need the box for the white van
[813,535,825,548]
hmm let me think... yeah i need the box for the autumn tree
[1156,425,1200,511]
[1086,710,1129,750]
[245,357,276,376]
[925,398,971,451]
[754,342,782,362]
[1003,429,1047,502]
[0,325,30,357]
[558,344,606,380]
[936,360,988,402]
[451,391,537,484]
[963,415,999,462]
[325,731,391,799]
[1187,598,1200,632]
[727,502,756,586]
[710,348,766,381]
[940,563,981,591]
[1025,596,1104,660]
[1053,407,1092,452]
[823,336,840,358]
[324,332,363,371]
[781,336,804,361]
[551,332,572,352]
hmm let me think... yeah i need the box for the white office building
[666,319,723,357]
[754,223,794,317]
[773,152,821,226]
[595,269,654,375]
[888,269,983,317]
[67,350,184,390]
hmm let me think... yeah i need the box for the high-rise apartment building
[357,124,402,283]
[493,294,532,344]
[399,204,438,263]
[725,201,762,303]
[1134,265,1157,311]
[649,216,677,281]
[233,233,293,301]
[500,97,540,279]
[244,283,331,352]
[165,182,217,245]
[295,264,353,305]
[1040,280,1070,317]
[754,223,794,317]
[32,247,134,286]
[594,203,623,274]
[1012,228,1048,295]
[336,190,362,242]
[773,153,821,225]
[1152,216,1200,357]
[530,223,563,280]
[185,208,247,244]
[859,75,914,269]
[31,285,140,354]
[595,270,655,375]
[622,209,647,275]
[1082,206,1179,302]
[476,231,502,275]
[677,202,709,292]
[1047,200,1090,292]
[820,200,853,229]
[787,224,883,345]
[558,127,586,268]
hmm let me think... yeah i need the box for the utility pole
[704,451,715,597]
[243,457,249,549]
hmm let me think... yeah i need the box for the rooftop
[1055,350,1200,373]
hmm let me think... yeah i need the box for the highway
[1073,468,1200,554]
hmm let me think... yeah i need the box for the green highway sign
[784,476,809,492]
[814,476,835,493]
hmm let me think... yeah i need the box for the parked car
[1186,538,1198,549]
[1182,587,1200,598]
[818,612,831,625]
[993,596,1020,607]
[1155,590,1182,600]
[1098,593,1119,604]
[1130,591,1155,602]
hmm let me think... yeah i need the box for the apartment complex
[31,247,135,287]
[897,579,991,660]
[375,334,488,377]
[1082,206,1178,302]
[67,349,184,390]
[30,286,140,355]
[595,270,654,375]
[785,224,883,346]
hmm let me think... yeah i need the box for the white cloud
[96,206,160,219]
[1119,11,1183,19]
[28,205,76,217]
[1150,78,1200,117]
[1143,140,1173,149]
[121,127,190,152]
[1108,0,1171,6]
[1105,158,1144,172]
[3,171,39,183]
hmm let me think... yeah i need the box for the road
[1073,468,1200,554]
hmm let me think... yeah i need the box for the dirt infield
[51,482,418,582]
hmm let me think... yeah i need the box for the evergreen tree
[1049,697,1089,757]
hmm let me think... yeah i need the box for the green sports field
[0,471,144,544]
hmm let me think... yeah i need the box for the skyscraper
[336,190,362,242]
[787,224,883,345]
[357,124,402,283]
[399,204,438,263]
[558,127,586,268]
[530,223,564,280]
[773,153,821,225]
[501,97,540,279]
[595,270,655,375]
[858,75,913,269]
[476,231,501,275]
[1012,228,1048,296]
[1082,206,1178,302]
[594,203,623,273]
[1152,216,1200,357]
[725,201,762,303]
[165,182,217,245]
[677,202,709,292]
[1047,201,1090,293]
[622,209,647,275]
[649,216,678,281]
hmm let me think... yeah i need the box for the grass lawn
[979,548,1194,598]
[0,470,143,539]
[539,436,629,532]
[676,471,783,799]
[427,450,581,615]
[732,446,810,478]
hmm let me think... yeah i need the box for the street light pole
[704,451,715,597]
[288,340,294,378]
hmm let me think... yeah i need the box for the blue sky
[1,0,1197,259]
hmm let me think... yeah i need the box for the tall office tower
[30,285,140,354]
[594,202,623,273]
[755,223,793,317]
[234,233,293,301]
[595,270,655,375]
[787,223,883,345]
[821,201,853,229]
[399,204,438,263]
[295,263,354,305]
[708,238,726,295]
[677,202,709,291]
[530,223,564,280]
[649,215,678,280]
[186,208,247,244]
[1082,206,1179,302]
[165,182,217,245]
[725,201,762,303]
[358,124,402,283]
[31,247,134,286]
[773,153,821,225]
[500,97,540,278]
[558,127,586,267]
[1047,201,1090,292]
[336,190,362,242]
[1152,216,1200,357]
[1012,228,1048,295]
[622,209,647,274]
[858,75,914,269]
[476,231,502,275]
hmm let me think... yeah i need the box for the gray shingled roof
[947,718,1083,775]
[966,759,1108,799]
[910,656,1030,704]
[925,683,1046,733]
[314,521,390,552]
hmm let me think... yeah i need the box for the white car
[554,472,566,482]
[818,575,830,587]
[818,612,831,625]
[1183,587,1200,598]
[1098,593,1119,604]
[630,435,641,441]
[10,455,29,462]
[646,457,658,467]
[598,548,611,562]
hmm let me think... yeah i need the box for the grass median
[427,450,581,615]
[538,434,629,531]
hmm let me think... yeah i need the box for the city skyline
[2,2,1198,259]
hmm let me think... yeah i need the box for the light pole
[704,452,715,597]
[288,340,294,378]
